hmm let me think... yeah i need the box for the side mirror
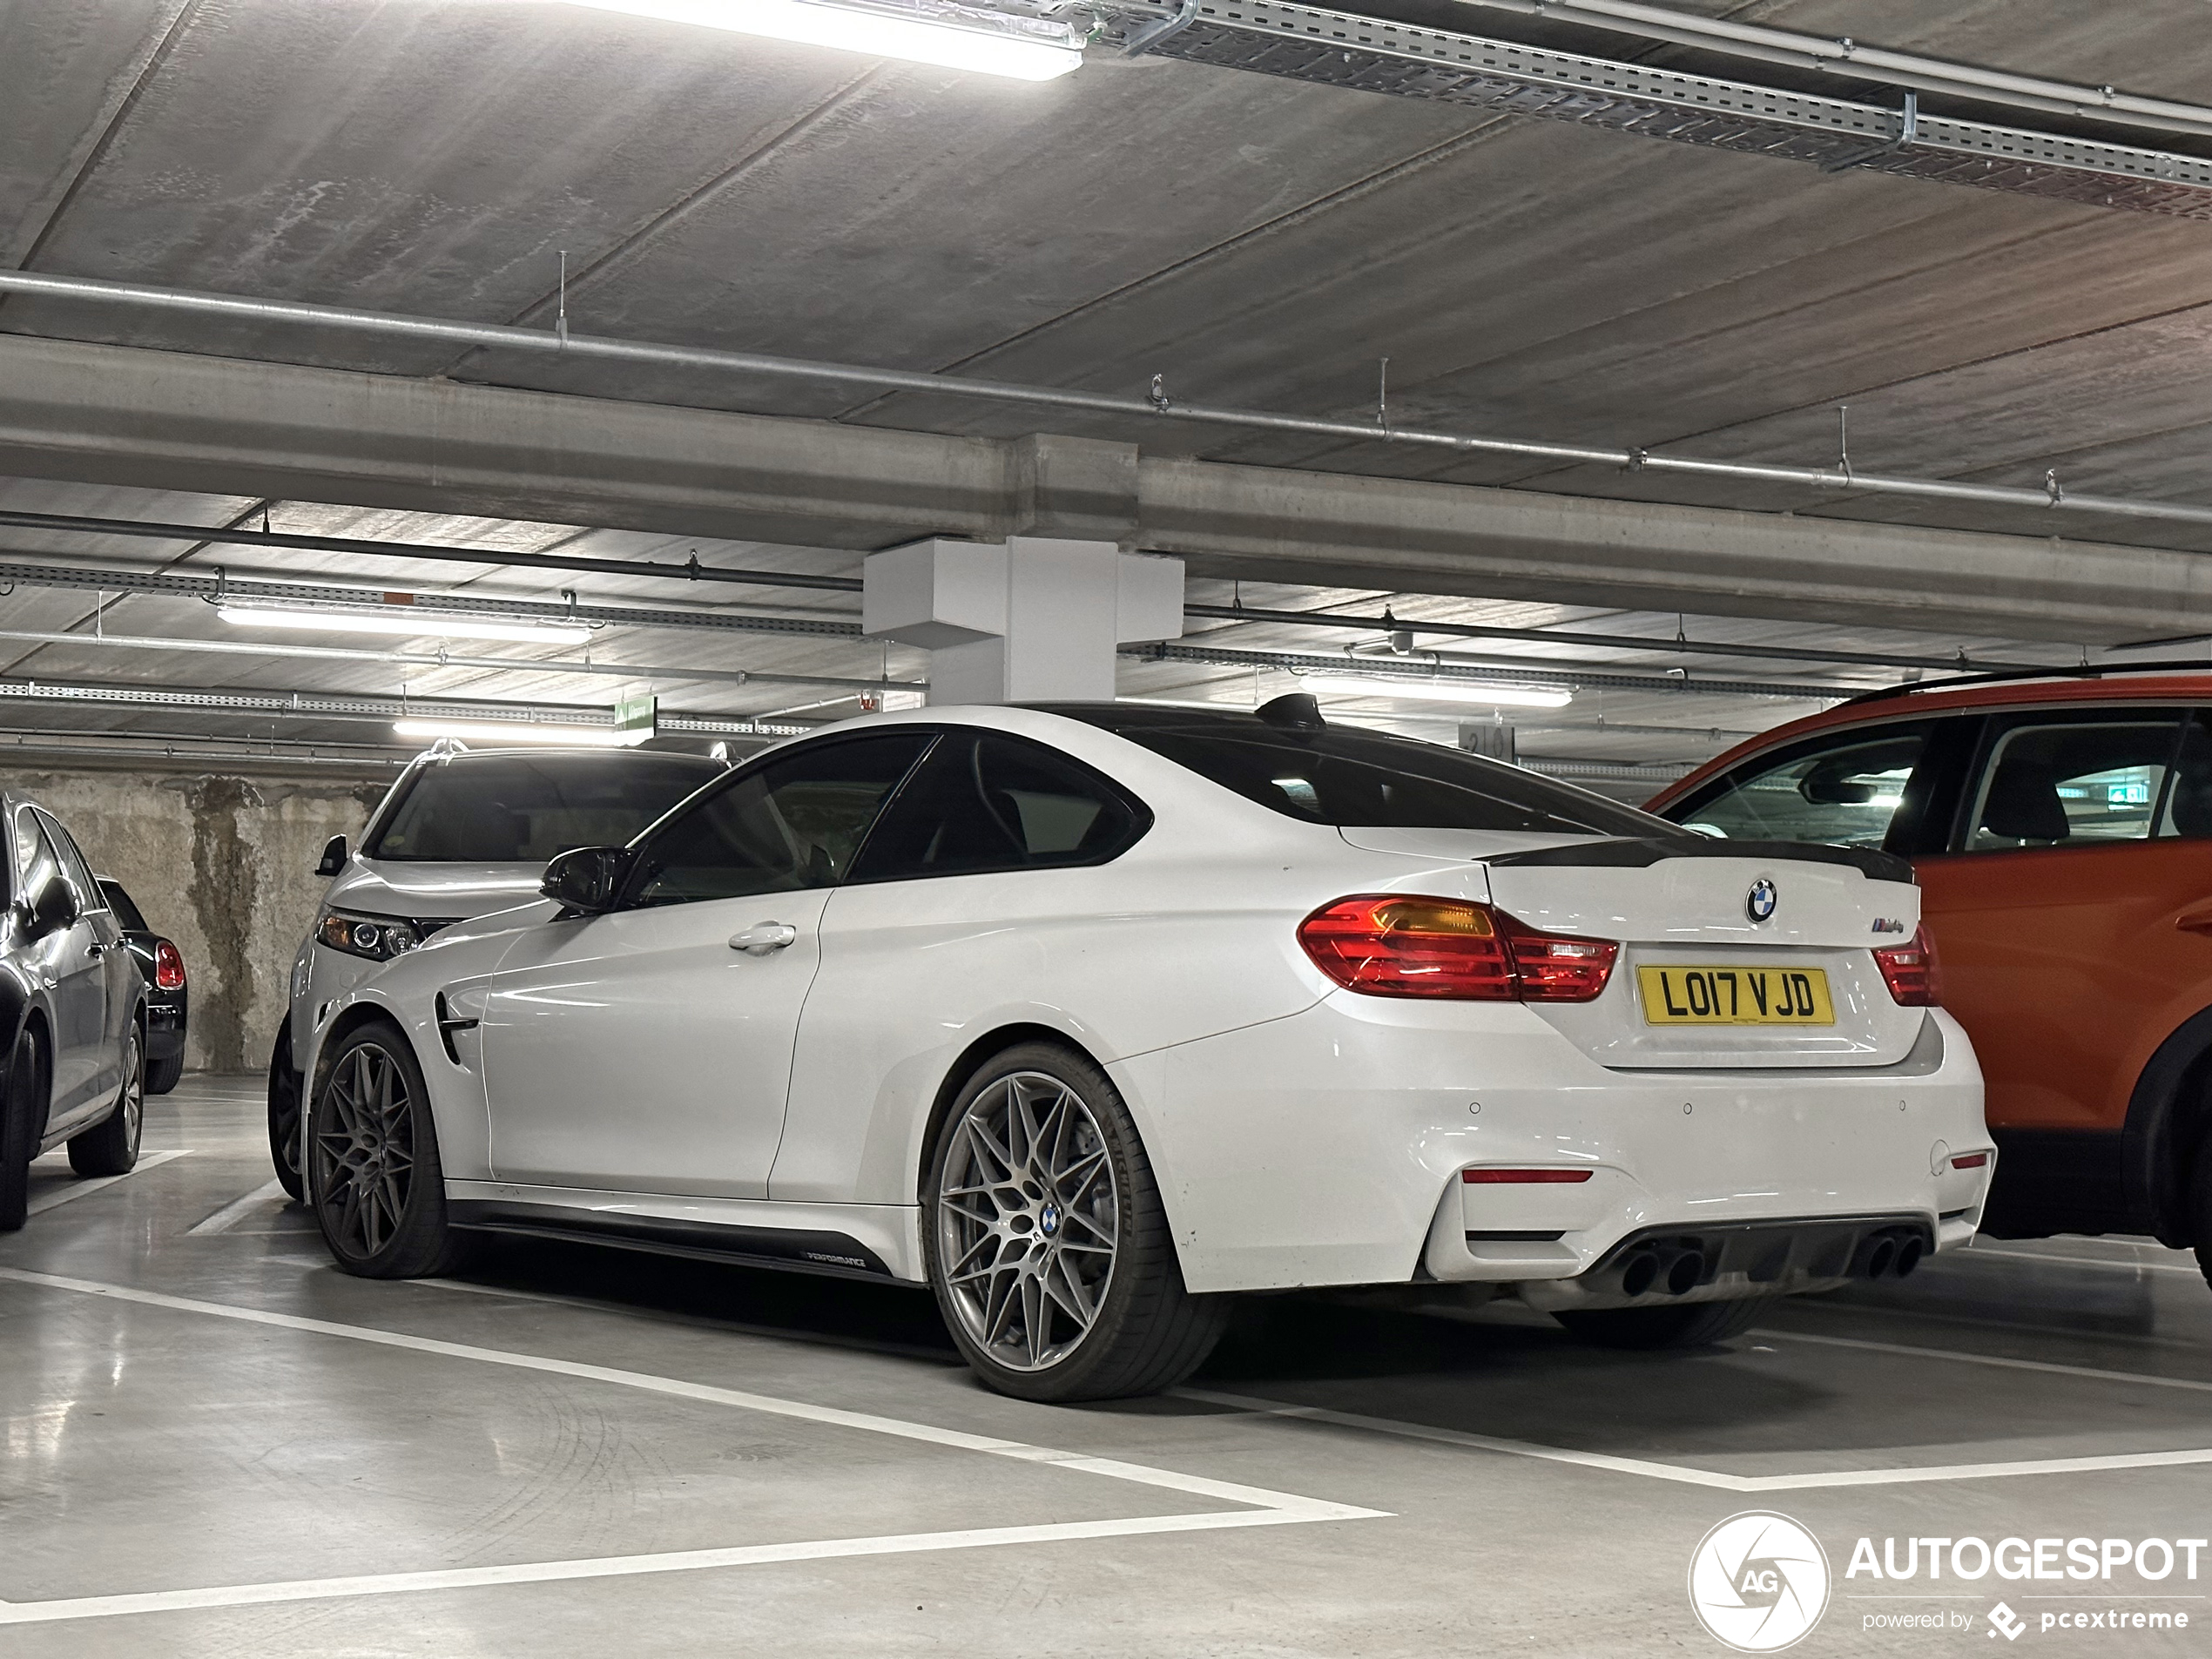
[542,846,631,915]
[24,873,78,938]
[315,834,348,878]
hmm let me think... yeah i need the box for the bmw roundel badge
[1746,878,1778,922]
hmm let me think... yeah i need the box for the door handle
[729,922,799,954]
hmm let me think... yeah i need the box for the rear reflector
[1949,1152,1989,1170]
[1873,925,1941,1007]
[1298,895,1617,1001]
[153,939,186,991]
[1462,1168,1595,1184]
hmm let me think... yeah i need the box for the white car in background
[267,743,724,1196]
[298,698,1992,1400]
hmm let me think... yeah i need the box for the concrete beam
[3,334,2208,642]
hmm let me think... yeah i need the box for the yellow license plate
[1636,965,1835,1026]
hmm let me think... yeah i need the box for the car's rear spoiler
[1484,837,1913,885]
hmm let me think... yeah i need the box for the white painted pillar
[860,536,1184,705]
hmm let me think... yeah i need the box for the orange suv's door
[1913,708,2212,1231]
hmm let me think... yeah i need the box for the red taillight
[1950,1152,1989,1170]
[1297,895,1617,1002]
[153,940,185,991]
[1873,925,1940,1007]
[1462,1168,1595,1184]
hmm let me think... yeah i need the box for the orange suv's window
[1956,711,2200,853]
[1671,722,1932,849]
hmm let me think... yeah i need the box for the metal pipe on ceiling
[0,625,922,694]
[0,508,861,594]
[3,542,2037,679]
[9,270,2212,537]
[0,677,809,738]
[1137,642,1842,700]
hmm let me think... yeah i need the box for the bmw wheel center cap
[1040,1204,1062,1238]
[1746,879,1778,922]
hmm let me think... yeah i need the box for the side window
[625,733,932,907]
[2161,712,2212,838]
[849,732,1147,883]
[37,812,104,913]
[13,809,64,910]
[1960,712,2185,853]
[1668,723,1932,850]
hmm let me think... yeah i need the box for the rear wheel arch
[2121,1004,2212,1246]
[918,1022,1104,1188]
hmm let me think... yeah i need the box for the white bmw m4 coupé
[302,696,1992,1399]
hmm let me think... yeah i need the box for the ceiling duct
[1116,2,2212,219]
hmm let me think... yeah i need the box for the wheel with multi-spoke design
[68,1024,144,1177]
[924,1042,1226,1402]
[308,1023,463,1278]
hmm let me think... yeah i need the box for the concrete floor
[3,1076,2209,1656]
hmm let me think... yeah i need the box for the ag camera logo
[1689,1511,1831,1652]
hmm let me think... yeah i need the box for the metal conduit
[10,270,2212,536]
[0,627,921,694]
[6,542,2040,678]
[0,509,861,595]
[0,677,807,738]
[1136,642,1840,699]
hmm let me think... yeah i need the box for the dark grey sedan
[1,793,147,1230]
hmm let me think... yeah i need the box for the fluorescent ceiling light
[393,718,647,748]
[570,0,1083,81]
[219,604,590,646]
[1300,674,1575,710]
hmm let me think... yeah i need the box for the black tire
[307,1023,466,1278]
[1552,1297,1770,1351]
[268,1024,305,1203]
[922,1042,1228,1403]
[145,1051,185,1095]
[0,1026,44,1232]
[68,1024,145,1177]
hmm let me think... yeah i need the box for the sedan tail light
[1298,895,1618,1002]
[152,940,186,991]
[1873,925,1940,1006]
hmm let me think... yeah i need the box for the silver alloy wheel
[313,1043,415,1259]
[119,1032,143,1149]
[935,1070,1120,1372]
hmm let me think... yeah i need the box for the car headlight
[317,911,423,961]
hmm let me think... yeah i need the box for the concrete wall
[3,764,388,1075]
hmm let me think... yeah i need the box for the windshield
[365,753,722,863]
[1046,708,1679,838]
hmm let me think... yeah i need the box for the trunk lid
[1479,837,1925,1069]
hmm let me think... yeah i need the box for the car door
[774,729,1150,1204]
[1911,706,2212,1141]
[12,807,106,1123]
[37,811,127,1113]
[479,732,934,1198]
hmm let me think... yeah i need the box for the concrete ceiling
[4,0,2212,777]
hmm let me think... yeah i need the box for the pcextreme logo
[1689,1511,1832,1652]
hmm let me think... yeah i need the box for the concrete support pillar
[861,536,1184,705]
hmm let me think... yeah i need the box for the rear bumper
[145,999,185,1060]
[1117,995,1991,1296]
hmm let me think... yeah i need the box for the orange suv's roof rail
[1840,659,2212,708]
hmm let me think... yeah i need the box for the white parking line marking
[1177,1388,2212,1492]
[1764,1331,2212,1394]
[0,1269,1386,1625]
[185,1180,288,1236]
[0,1510,1331,1627]
[1957,1245,2202,1276]
[24,1150,190,1216]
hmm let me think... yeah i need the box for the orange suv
[1647,668,2212,1273]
